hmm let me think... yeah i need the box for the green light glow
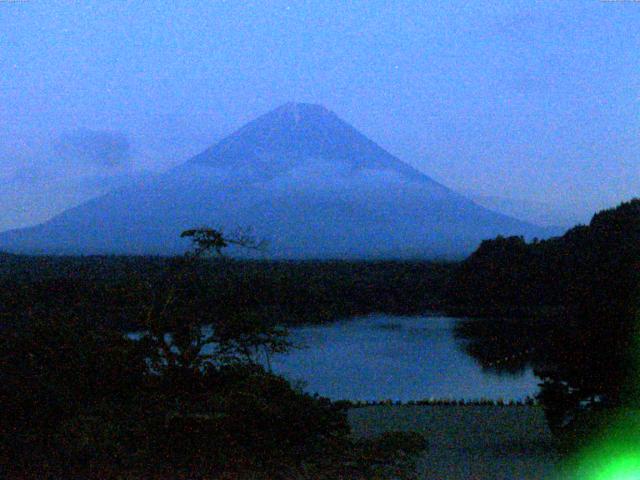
[564,410,640,480]
[566,310,640,480]
[589,455,640,480]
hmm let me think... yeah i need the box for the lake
[267,314,539,402]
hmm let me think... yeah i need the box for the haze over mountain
[0,129,152,232]
[0,170,150,233]
[0,103,554,259]
[468,194,584,229]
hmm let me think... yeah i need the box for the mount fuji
[0,103,554,258]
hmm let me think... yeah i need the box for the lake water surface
[268,314,539,402]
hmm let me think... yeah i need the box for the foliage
[0,314,149,474]
[448,199,640,440]
[138,230,290,373]
[0,228,426,479]
[0,313,355,478]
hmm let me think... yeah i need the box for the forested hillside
[448,199,640,318]
[449,199,640,437]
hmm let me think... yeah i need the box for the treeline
[448,199,640,437]
[0,256,452,331]
[447,199,640,319]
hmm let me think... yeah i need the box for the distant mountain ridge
[0,103,554,259]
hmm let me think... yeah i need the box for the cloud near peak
[53,129,132,169]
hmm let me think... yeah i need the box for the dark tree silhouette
[0,228,426,479]
[449,199,640,440]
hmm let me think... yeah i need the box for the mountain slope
[468,193,582,229]
[0,103,552,259]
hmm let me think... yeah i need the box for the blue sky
[1,0,639,228]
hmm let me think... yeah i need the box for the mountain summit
[188,102,434,182]
[0,103,552,258]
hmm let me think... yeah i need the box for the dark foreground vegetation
[449,199,640,446]
[1,231,429,479]
[3,198,639,475]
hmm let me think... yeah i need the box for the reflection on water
[268,314,540,401]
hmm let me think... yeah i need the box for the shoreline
[338,397,538,408]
